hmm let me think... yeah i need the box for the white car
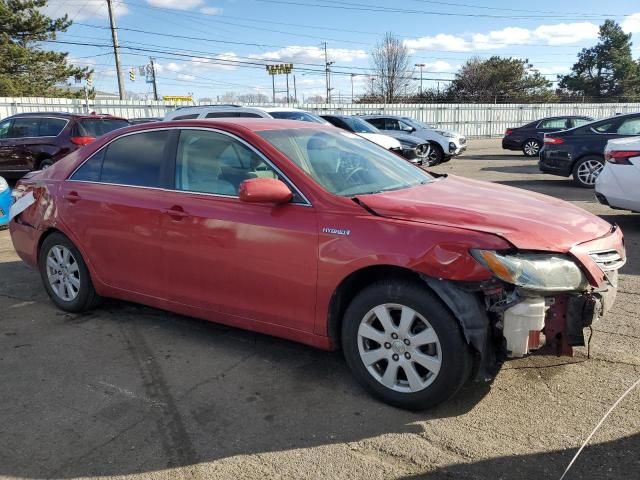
[163,105,328,124]
[596,137,640,212]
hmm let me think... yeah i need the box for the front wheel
[426,144,444,165]
[341,280,473,410]
[522,139,541,157]
[39,232,102,312]
[572,156,604,188]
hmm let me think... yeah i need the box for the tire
[427,143,444,165]
[38,232,102,312]
[38,158,54,170]
[522,139,541,157]
[341,280,473,410]
[572,156,604,188]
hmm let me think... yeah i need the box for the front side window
[365,118,385,129]
[173,113,200,120]
[9,117,40,138]
[72,131,167,187]
[0,119,11,139]
[385,119,401,130]
[175,129,277,196]
[593,120,620,134]
[572,118,592,128]
[340,117,379,134]
[259,128,432,196]
[269,111,326,123]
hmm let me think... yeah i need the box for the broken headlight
[0,177,8,194]
[471,250,588,292]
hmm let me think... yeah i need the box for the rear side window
[39,118,67,136]
[572,118,592,128]
[538,118,570,129]
[71,131,167,187]
[365,118,385,129]
[9,117,40,138]
[204,112,262,118]
[593,120,620,134]
[75,118,129,137]
[173,114,200,120]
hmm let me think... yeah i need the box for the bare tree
[237,93,270,103]
[370,32,414,103]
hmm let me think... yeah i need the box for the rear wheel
[522,139,541,157]
[39,232,102,312]
[341,280,473,410]
[38,158,54,170]
[572,156,604,188]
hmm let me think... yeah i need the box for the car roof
[258,107,310,113]
[129,118,331,132]
[4,112,127,121]
[167,105,264,113]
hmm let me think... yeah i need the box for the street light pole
[350,73,355,103]
[415,63,425,96]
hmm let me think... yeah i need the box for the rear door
[1,117,41,172]
[10,117,70,169]
[59,129,173,298]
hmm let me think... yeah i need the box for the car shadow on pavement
[600,213,640,276]
[399,433,640,479]
[466,154,529,161]
[0,260,492,478]
[481,164,541,175]
[494,179,597,202]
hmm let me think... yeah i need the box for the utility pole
[293,75,297,104]
[415,63,425,95]
[350,73,355,103]
[106,0,125,100]
[323,42,334,103]
[286,73,290,105]
[271,75,275,103]
[149,57,158,101]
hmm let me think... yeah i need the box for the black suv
[502,116,593,157]
[539,112,640,187]
[0,112,129,177]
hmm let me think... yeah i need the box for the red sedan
[10,119,625,409]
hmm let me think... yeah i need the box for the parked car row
[8,116,625,410]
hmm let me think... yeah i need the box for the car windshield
[76,118,129,137]
[340,117,380,134]
[258,128,433,196]
[402,118,434,129]
[269,111,327,124]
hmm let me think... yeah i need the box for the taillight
[604,150,640,165]
[70,136,96,146]
[544,136,564,145]
[505,128,513,136]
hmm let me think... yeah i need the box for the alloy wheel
[577,159,604,186]
[357,303,442,393]
[523,140,540,156]
[46,245,81,301]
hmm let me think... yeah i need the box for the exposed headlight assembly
[0,177,8,194]
[471,250,588,292]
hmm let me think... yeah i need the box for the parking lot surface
[1,139,638,479]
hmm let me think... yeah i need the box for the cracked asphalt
[0,138,638,479]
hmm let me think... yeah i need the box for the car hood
[357,132,401,150]
[355,175,612,251]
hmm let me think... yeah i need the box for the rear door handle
[163,206,189,219]
[63,191,81,203]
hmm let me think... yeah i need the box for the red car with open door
[9,119,625,410]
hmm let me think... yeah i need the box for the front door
[161,128,319,332]
[59,130,172,298]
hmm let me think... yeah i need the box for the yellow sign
[266,64,293,75]
[163,96,193,102]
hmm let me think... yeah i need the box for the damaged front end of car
[423,226,625,381]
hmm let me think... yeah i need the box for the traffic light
[129,68,135,81]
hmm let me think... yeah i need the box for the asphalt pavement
[0,138,638,479]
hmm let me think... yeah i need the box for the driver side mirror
[239,177,293,205]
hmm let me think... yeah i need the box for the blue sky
[42,0,640,100]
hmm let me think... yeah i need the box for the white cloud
[177,74,196,81]
[422,60,453,73]
[622,13,640,33]
[251,46,367,64]
[200,6,223,15]
[165,62,184,73]
[405,21,600,52]
[146,0,204,10]
[41,0,128,20]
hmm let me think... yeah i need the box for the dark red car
[9,119,625,410]
[0,112,129,176]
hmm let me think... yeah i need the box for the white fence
[2,97,639,138]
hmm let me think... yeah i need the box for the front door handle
[63,191,81,203]
[163,205,189,220]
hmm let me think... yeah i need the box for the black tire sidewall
[38,158,54,170]
[341,280,472,410]
[428,144,444,165]
[572,156,603,188]
[522,139,541,157]
[38,232,95,312]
